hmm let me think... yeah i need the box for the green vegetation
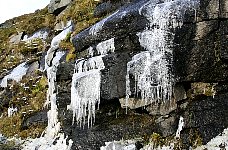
[0,72,47,139]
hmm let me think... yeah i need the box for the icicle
[68,56,105,127]
[176,116,184,138]
[126,0,199,107]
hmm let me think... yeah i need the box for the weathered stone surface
[72,0,150,52]
[220,0,228,18]
[180,94,228,147]
[197,0,220,21]
[155,115,178,137]
[26,61,39,76]
[62,100,156,150]
[9,32,24,44]
[22,110,48,129]
[48,0,72,15]
[57,0,228,149]
[94,0,132,18]
[174,19,228,82]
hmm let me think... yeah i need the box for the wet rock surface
[180,93,228,148]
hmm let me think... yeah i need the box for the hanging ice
[68,38,115,127]
[175,116,184,138]
[22,21,73,150]
[126,0,199,106]
[0,62,29,87]
[68,56,104,128]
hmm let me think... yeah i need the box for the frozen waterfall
[68,38,115,127]
[22,21,73,150]
[126,0,199,106]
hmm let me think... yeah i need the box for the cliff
[0,0,228,149]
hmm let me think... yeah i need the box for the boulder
[94,0,133,18]
[22,110,48,129]
[9,32,25,44]
[48,0,72,15]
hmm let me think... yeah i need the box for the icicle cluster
[126,0,199,106]
[68,38,115,127]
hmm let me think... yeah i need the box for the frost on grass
[126,0,199,107]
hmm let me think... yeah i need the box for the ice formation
[23,29,49,42]
[89,11,119,35]
[0,62,29,87]
[22,21,73,150]
[100,140,136,150]
[7,107,18,117]
[126,0,199,106]
[68,38,115,127]
[194,128,228,150]
[51,21,73,48]
[175,116,184,138]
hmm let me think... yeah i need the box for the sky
[0,0,50,23]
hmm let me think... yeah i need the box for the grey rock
[181,94,228,147]
[54,0,228,149]
[146,100,177,116]
[48,0,72,15]
[45,47,57,67]
[220,0,228,18]
[26,61,39,76]
[94,0,133,18]
[197,0,220,21]
[9,32,24,44]
[22,110,48,129]
[174,19,228,82]
[155,115,178,137]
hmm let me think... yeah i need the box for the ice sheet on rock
[126,0,199,106]
[68,56,105,127]
[88,38,115,57]
[0,62,29,87]
[96,38,115,55]
[21,21,72,150]
[23,29,49,42]
[22,133,73,150]
[45,20,72,70]
[51,21,73,48]
[89,11,119,35]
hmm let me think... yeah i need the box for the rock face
[1,0,225,149]
[49,0,228,149]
